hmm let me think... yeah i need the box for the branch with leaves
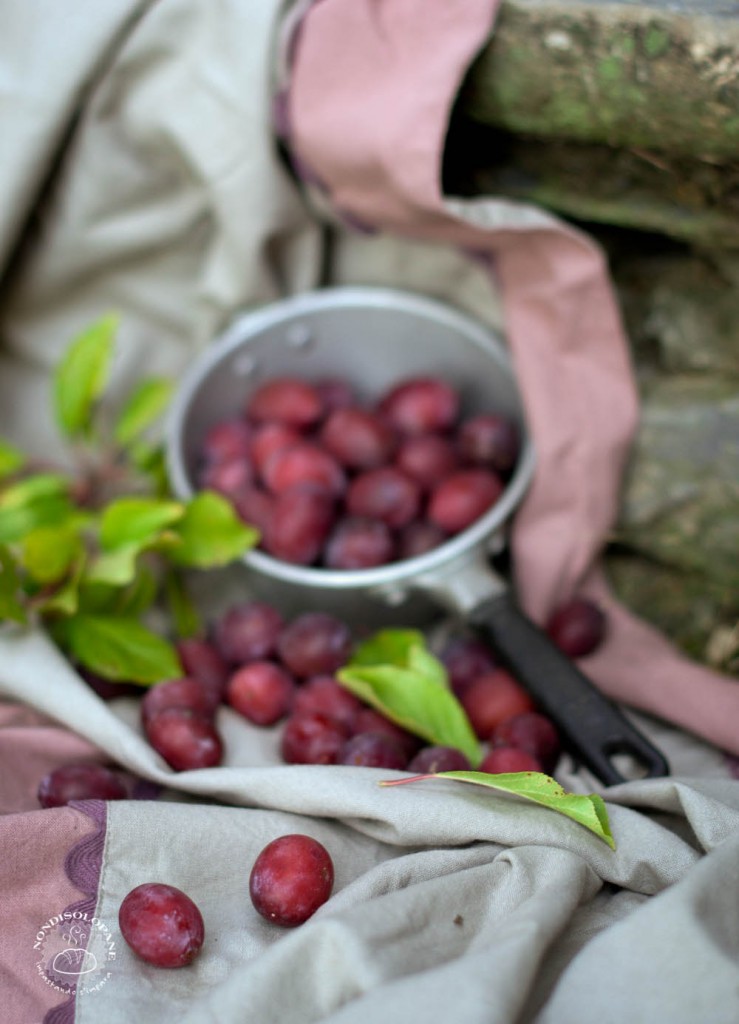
[0,314,258,684]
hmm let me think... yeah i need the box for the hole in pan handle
[468,593,670,786]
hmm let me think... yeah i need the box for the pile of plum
[136,600,589,777]
[38,595,606,810]
[195,374,520,568]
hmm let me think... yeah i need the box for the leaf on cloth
[53,313,118,437]
[338,629,482,765]
[58,613,181,683]
[381,770,616,849]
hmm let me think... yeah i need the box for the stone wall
[607,240,738,672]
[447,0,738,672]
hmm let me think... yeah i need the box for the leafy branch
[0,314,258,683]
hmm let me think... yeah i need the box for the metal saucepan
[165,286,668,785]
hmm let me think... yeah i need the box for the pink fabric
[287,0,739,754]
[0,803,99,1024]
[0,703,106,815]
[0,704,109,1023]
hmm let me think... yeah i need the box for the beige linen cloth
[0,2,738,1023]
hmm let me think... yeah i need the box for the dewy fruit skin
[119,883,205,967]
[249,834,334,927]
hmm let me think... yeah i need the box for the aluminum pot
[165,286,668,785]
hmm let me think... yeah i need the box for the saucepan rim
[165,286,536,592]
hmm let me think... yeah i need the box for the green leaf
[168,491,258,568]
[0,545,27,623]
[0,473,70,510]
[350,630,448,688]
[406,643,448,688]
[0,474,76,543]
[87,498,185,587]
[0,439,25,480]
[20,525,83,584]
[99,497,184,550]
[352,628,423,666]
[60,614,181,683]
[338,631,482,765]
[114,377,174,448]
[381,771,616,849]
[85,544,141,586]
[0,500,71,544]
[53,313,118,437]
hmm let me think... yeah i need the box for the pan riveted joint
[416,554,509,616]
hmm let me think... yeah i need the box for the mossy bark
[461,0,739,160]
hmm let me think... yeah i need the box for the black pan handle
[468,593,669,786]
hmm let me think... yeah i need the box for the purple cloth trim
[65,800,107,913]
[43,1000,77,1024]
[43,801,108,1024]
[43,1001,76,1024]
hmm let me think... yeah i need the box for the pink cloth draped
[0,704,107,1022]
[1,807,100,1022]
[287,0,739,754]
